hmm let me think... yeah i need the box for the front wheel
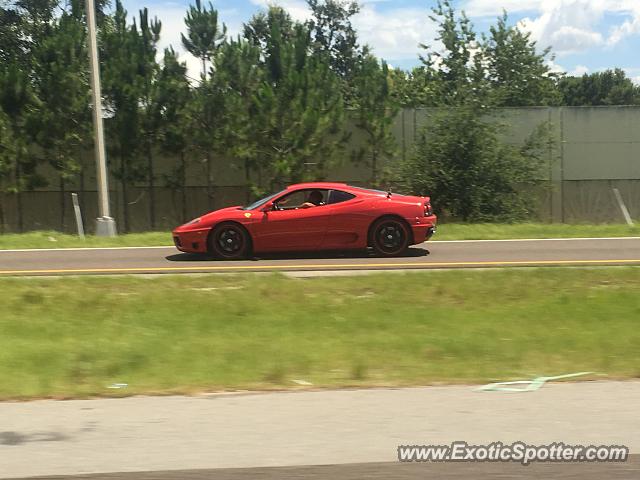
[209,223,250,259]
[369,218,410,257]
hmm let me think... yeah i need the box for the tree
[0,63,42,232]
[395,1,556,222]
[0,0,59,231]
[352,56,397,185]
[558,69,640,106]
[101,0,150,232]
[213,37,263,201]
[0,107,17,232]
[307,0,363,102]
[484,12,560,106]
[156,47,192,222]
[31,0,91,229]
[399,107,550,222]
[0,2,25,64]
[418,0,487,107]
[134,7,162,228]
[243,6,294,53]
[388,66,442,108]
[243,7,347,193]
[182,0,227,209]
[181,0,226,80]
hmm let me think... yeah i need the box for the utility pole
[86,0,117,236]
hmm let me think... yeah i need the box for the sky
[119,0,640,83]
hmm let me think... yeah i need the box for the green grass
[0,223,638,249]
[438,222,640,240]
[1,268,639,399]
[0,230,171,249]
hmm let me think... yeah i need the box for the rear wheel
[369,218,410,257]
[209,223,250,259]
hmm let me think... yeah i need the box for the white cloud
[516,1,609,55]
[247,1,436,62]
[135,0,640,79]
[145,0,436,77]
[249,0,311,22]
[568,64,589,76]
[463,0,544,17]
[623,67,640,85]
[467,0,640,55]
[545,58,565,74]
[354,6,436,61]
[607,13,640,45]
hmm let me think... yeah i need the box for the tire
[209,222,250,259]
[369,217,410,257]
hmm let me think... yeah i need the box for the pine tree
[484,12,560,106]
[352,56,397,186]
[244,7,346,192]
[181,0,226,80]
[134,7,162,228]
[214,37,262,201]
[101,0,148,232]
[307,0,363,102]
[182,0,227,208]
[419,0,487,107]
[156,47,192,222]
[31,1,91,230]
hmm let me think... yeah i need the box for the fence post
[612,188,634,226]
[71,193,85,239]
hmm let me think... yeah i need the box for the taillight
[424,201,433,216]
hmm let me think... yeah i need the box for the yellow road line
[1,258,640,275]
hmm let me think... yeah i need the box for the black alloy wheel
[370,218,410,257]
[209,223,250,259]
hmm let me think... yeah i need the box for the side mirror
[261,201,274,212]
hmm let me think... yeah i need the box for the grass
[0,223,638,249]
[439,222,640,240]
[0,230,171,249]
[1,268,639,399]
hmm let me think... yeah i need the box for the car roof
[286,182,350,190]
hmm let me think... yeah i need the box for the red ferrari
[172,182,437,259]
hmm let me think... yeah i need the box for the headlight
[186,217,201,225]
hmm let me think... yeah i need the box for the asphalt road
[2,382,639,479]
[1,237,640,276]
[9,460,640,480]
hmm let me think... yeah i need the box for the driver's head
[308,190,323,205]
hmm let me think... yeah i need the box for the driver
[301,190,324,209]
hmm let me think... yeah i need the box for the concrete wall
[1,106,639,232]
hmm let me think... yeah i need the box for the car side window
[328,190,356,205]
[274,189,328,210]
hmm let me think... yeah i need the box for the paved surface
[1,381,639,478]
[1,237,640,276]
[9,460,640,480]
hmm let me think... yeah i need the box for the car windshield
[243,190,285,210]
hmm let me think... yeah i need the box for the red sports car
[172,182,437,259]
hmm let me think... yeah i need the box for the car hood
[174,206,244,232]
[201,205,243,221]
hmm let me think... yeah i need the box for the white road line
[0,236,638,253]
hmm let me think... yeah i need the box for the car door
[321,189,369,249]
[251,189,330,251]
